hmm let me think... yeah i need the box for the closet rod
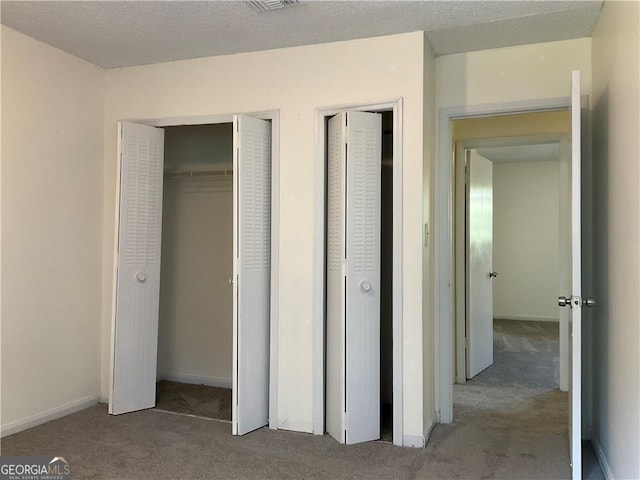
[164,169,233,179]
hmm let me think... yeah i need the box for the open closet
[109,114,275,437]
[156,123,234,422]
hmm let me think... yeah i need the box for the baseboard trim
[1,395,100,438]
[423,418,436,445]
[403,434,425,448]
[592,436,613,480]
[158,372,231,389]
[494,315,559,323]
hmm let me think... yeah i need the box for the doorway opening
[156,123,234,423]
[449,130,574,474]
[109,112,279,438]
[317,102,401,446]
[453,132,570,389]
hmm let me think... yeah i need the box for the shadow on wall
[591,86,609,443]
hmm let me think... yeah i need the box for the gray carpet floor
[1,319,604,479]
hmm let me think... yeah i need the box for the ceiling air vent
[247,0,300,12]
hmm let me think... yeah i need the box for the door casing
[436,97,591,424]
[436,97,593,441]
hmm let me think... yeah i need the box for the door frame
[435,98,576,423]
[313,98,404,446]
[453,134,568,385]
[109,110,280,430]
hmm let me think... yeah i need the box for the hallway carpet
[1,319,603,479]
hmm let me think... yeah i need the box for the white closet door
[232,115,271,436]
[110,122,164,415]
[345,111,381,444]
[326,112,347,443]
[326,111,382,445]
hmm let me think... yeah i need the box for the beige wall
[591,1,640,478]
[493,160,560,321]
[0,26,104,435]
[436,38,592,109]
[101,32,429,440]
[422,36,436,439]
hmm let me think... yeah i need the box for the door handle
[135,271,147,283]
[359,281,372,293]
[489,271,499,278]
[559,296,597,308]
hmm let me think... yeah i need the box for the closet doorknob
[135,272,146,283]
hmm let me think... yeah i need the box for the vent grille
[247,0,299,12]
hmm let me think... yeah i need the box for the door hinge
[343,126,349,143]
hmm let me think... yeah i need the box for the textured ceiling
[477,143,560,163]
[0,1,603,68]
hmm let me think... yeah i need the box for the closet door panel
[326,112,347,443]
[110,121,164,415]
[233,115,271,435]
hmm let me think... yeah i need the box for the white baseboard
[494,315,559,323]
[592,436,613,480]
[423,418,436,445]
[158,372,231,389]
[403,434,425,448]
[1,395,100,438]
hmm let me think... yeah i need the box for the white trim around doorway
[435,98,571,423]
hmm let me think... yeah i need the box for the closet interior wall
[157,123,235,388]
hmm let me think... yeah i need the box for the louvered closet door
[110,122,164,415]
[326,111,381,444]
[326,112,347,443]
[232,115,271,436]
[344,111,381,444]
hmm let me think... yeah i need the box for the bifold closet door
[326,111,381,445]
[232,115,272,436]
[110,122,164,415]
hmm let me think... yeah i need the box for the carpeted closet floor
[155,381,232,422]
[1,319,603,479]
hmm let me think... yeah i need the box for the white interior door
[466,150,495,379]
[565,69,583,480]
[110,122,165,415]
[326,111,382,445]
[232,115,271,436]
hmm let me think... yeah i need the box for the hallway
[423,319,602,479]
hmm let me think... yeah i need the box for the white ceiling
[477,143,560,163]
[0,1,603,69]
